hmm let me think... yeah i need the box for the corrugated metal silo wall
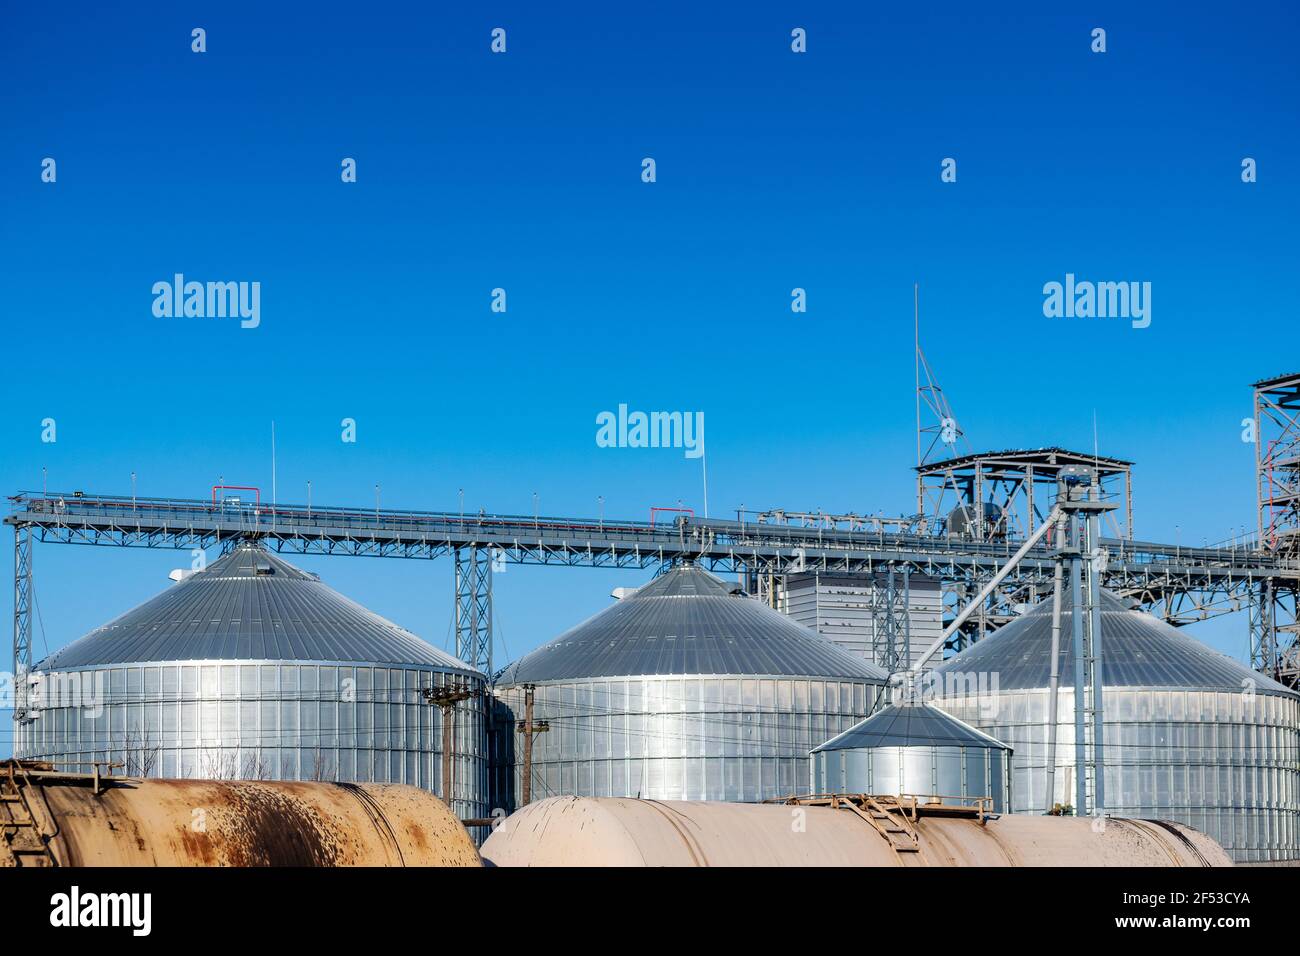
[811,744,1011,812]
[17,661,492,821]
[936,686,1300,863]
[493,675,882,809]
[487,692,517,814]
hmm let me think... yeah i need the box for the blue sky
[1,2,1296,754]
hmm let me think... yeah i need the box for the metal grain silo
[928,588,1300,863]
[14,540,489,820]
[494,564,888,806]
[810,701,1012,811]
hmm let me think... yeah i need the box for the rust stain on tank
[15,769,480,867]
[217,785,342,866]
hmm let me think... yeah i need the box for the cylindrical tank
[929,588,1300,863]
[494,564,889,807]
[481,796,1232,867]
[4,768,481,866]
[810,701,1013,812]
[15,540,490,820]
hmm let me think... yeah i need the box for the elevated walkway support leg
[454,547,493,676]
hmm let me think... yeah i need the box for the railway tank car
[481,795,1232,867]
[1,761,480,867]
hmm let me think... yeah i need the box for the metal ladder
[835,794,920,854]
[0,763,57,867]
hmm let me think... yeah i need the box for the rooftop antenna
[915,282,921,467]
[701,441,709,519]
[914,284,967,468]
[1092,410,1100,468]
[270,421,277,524]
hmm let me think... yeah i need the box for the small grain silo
[810,700,1012,811]
[929,588,1300,863]
[494,563,889,805]
[15,540,489,819]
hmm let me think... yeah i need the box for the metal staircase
[0,762,58,867]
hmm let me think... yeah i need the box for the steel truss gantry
[8,490,1299,687]
[916,447,1134,542]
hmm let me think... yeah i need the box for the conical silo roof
[812,701,1010,753]
[499,564,889,684]
[933,588,1297,698]
[37,540,477,674]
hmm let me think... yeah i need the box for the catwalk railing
[8,491,1298,680]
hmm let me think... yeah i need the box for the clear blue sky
[2,2,1296,755]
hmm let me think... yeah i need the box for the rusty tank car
[1,761,480,867]
[481,795,1234,867]
[5,760,1232,868]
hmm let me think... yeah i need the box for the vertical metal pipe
[1088,491,1107,814]
[1070,514,1087,816]
[1125,470,1134,540]
[1044,554,1065,813]
[441,700,454,809]
[521,683,536,807]
[903,568,912,669]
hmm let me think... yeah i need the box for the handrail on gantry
[211,485,260,508]
[4,491,1297,580]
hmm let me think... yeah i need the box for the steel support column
[1085,494,1106,815]
[872,567,911,676]
[1250,579,1277,677]
[454,547,493,676]
[13,525,32,723]
[1069,514,1087,816]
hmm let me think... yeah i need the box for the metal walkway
[6,490,1298,682]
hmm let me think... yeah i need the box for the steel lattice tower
[1253,372,1300,685]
